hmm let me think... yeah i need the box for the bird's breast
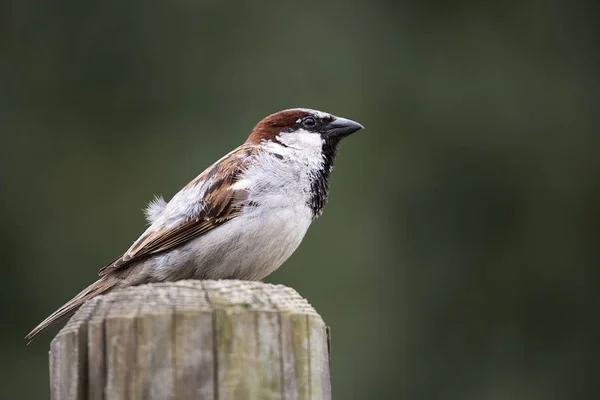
[183,202,312,280]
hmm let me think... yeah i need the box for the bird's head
[246,108,363,150]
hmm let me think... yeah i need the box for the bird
[26,108,363,341]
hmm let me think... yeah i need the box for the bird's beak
[324,117,364,139]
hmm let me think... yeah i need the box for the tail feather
[26,277,116,342]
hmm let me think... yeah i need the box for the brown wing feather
[98,145,256,276]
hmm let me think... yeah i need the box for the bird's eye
[303,117,316,127]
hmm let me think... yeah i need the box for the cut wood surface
[49,280,331,400]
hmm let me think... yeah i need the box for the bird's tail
[26,277,117,342]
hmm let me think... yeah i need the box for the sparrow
[26,108,363,341]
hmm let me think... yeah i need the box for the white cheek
[256,130,324,175]
[276,129,324,154]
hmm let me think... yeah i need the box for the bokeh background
[2,1,599,398]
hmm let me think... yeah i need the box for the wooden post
[49,280,331,400]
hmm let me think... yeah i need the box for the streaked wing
[98,145,257,276]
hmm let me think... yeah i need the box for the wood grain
[49,280,331,400]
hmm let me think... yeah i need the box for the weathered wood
[49,280,331,400]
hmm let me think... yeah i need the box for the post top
[57,280,320,337]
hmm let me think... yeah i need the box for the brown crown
[245,109,312,145]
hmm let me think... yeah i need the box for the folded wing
[98,145,257,276]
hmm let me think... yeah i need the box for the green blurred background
[2,0,599,398]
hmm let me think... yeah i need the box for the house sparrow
[26,108,363,340]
